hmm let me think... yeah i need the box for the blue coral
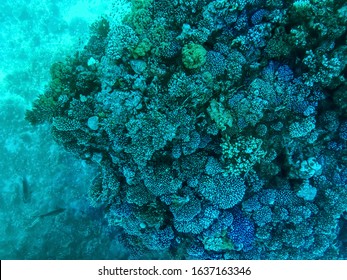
[339,121,347,140]
[199,174,246,209]
[170,193,201,222]
[227,209,255,252]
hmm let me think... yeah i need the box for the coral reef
[26,0,347,259]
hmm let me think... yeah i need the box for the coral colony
[26,0,347,259]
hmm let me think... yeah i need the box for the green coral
[207,99,233,131]
[133,38,152,57]
[131,0,153,9]
[221,135,267,176]
[49,62,74,97]
[264,35,291,59]
[25,94,58,125]
[182,42,207,69]
[203,230,234,252]
[89,16,110,39]
[288,0,347,49]
[123,0,153,35]
[125,7,153,35]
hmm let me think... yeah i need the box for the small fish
[29,208,66,228]
[35,208,66,219]
[22,176,31,203]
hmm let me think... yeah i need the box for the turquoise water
[0,0,130,259]
[1,0,347,260]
